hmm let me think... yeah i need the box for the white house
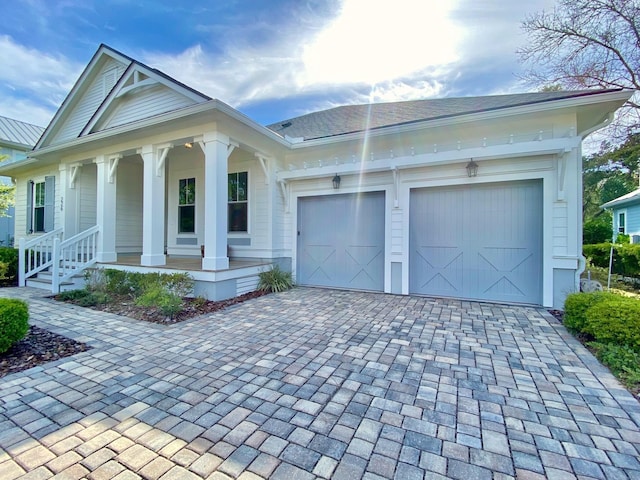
[0,115,45,246]
[0,44,631,307]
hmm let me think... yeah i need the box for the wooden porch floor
[109,255,269,272]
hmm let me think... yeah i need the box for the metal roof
[267,89,623,141]
[601,187,640,209]
[0,115,45,148]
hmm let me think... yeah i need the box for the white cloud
[0,97,53,128]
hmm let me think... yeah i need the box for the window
[27,177,54,234]
[618,211,626,234]
[228,171,248,232]
[178,178,196,233]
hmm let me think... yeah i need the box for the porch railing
[51,225,99,293]
[18,228,64,287]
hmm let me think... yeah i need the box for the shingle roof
[0,115,45,148]
[267,89,622,141]
[601,187,640,209]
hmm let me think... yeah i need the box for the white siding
[78,165,97,231]
[100,85,196,131]
[13,166,60,239]
[116,160,143,252]
[391,209,403,254]
[51,58,127,145]
[553,202,568,255]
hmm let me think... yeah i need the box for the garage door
[297,192,385,291]
[410,180,542,304]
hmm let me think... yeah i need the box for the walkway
[0,287,639,479]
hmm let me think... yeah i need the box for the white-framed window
[228,171,248,232]
[178,177,196,233]
[27,176,55,234]
[618,210,627,234]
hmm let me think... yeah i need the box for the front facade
[0,116,45,246]
[602,187,640,243]
[0,44,631,307]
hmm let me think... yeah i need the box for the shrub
[584,297,640,350]
[57,289,91,301]
[583,243,640,278]
[588,342,640,388]
[84,268,108,292]
[616,233,631,244]
[0,298,29,353]
[563,291,617,334]
[76,292,110,307]
[136,285,183,318]
[258,265,294,293]
[0,247,19,283]
[583,217,612,244]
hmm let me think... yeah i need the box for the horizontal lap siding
[79,165,97,231]
[116,162,143,251]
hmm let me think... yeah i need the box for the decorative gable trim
[36,45,133,149]
[81,61,209,136]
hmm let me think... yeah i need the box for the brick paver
[1,286,639,478]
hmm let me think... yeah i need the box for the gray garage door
[297,192,385,291]
[410,180,542,304]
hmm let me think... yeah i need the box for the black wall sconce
[332,173,341,189]
[466,159,478,177]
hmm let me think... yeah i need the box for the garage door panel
[298,192,385,291]
[410,181,542,304]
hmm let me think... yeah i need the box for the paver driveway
[1,287,639,479]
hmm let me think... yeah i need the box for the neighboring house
[0,44,631,307]
[0,115,45,246]
[602,187,640,243]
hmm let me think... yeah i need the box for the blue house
[0,115,45,246]
[602,187,640,243]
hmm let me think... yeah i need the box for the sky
[0,0,558,130]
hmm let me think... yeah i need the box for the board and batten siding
[50,58,127,145]
[115,161,143,252]
[101,85,197,131]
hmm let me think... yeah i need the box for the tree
[0,155,15,218]
[519,0,640,137]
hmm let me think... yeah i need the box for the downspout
[575,112,615,290]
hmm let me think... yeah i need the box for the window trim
[27,176,55,234]
[228,170,249,234]
[617,209,627,235]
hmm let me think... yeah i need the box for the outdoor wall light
[466,159,478,177]
[332,173,341,189]
[184,142,193,149]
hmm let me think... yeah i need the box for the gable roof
[0,115,45,149]
[36,44,210,149]
[267,89,624,141]
[602,187,640,209]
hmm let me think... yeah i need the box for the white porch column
[140,144,169,266]
[94,155,118,262]
[202,132,230,270]
[58,163,78,237]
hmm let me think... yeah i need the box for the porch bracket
[278,179,289,212]
[155,144,172,177]
[392,167,399,208]
[228,141,238,157]
[108,155,122,184]
[256,153,270,184]
[557,149,570,201]
[69,164,81,189]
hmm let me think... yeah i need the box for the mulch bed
[0,325,91,378]
[54,289,270,324]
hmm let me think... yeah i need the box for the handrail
[18,228,64,287]
[51,226,99,293]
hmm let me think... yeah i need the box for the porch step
[26,270,86,292]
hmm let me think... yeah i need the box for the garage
[297,191,385,291]
[409,180,542,304]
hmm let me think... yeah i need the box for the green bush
[0,298,29,353]
[258,265,293,293]
[0,247,19,283]
[588,342,640,388]
[584,297,640,350]
[136,285,183,318]
[616,233,631,244]
[563,291,617,334]
[583,217,612,244]
[57,289,91,301]
[76,292,110,307]
[583,243,640,278]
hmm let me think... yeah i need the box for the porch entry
[409,180,543,304]
[297,191,385,291]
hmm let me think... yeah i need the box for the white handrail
[51,225,99,293]
[18,228,64,287]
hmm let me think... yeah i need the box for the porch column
[94,155,118,262]
[202,132,230,270]
[140,144,168,266]
[59,163,78,237]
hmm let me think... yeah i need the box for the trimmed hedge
[584,298,640,350]
[563,291,617,334]
[0,298,29,353]
[583,243,640,277]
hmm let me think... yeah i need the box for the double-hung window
[27,176,55,234]
[178,178,196,233]
[618,211,626,234]
[228,171,248,232]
